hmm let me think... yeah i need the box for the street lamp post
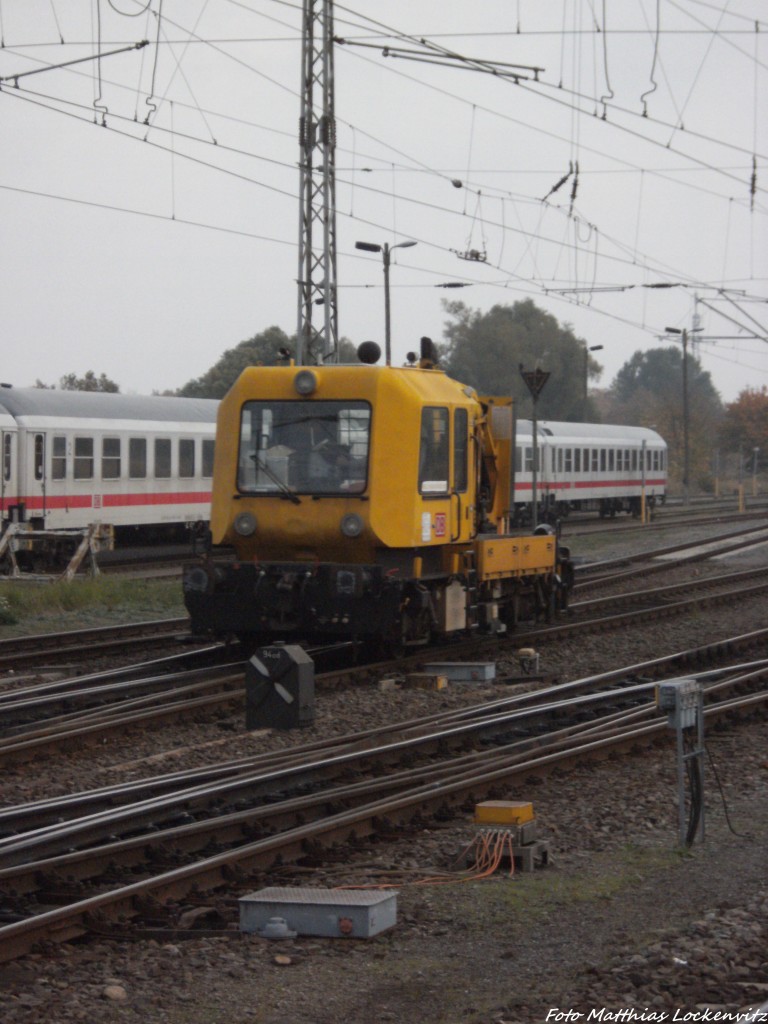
[753,447,760,497]
[355,240,417,365]
[583,344,603,416]
[519,365,551,530]
[665,327,690,507]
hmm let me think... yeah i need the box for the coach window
[74,437,94,480]
[102,438,121,480]
[179,439,195,479]
[631,449,638,471]
[573,448,580,473]
[453,409,468,492]
[202,439,215,478]
[129,438,147,479]
[419,407,449,494]
[155,438,172,479]
[607,449,614,471]
[52,436,67,480]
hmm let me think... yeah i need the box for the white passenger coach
[514,419,667,519]
[0,386,218,545]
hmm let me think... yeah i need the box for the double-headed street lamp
[355,240,417,365]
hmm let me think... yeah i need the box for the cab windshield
[238,400,371,496]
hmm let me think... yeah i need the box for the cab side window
[419,407,449,494]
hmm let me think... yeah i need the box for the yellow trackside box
[474,800,535,825]
[474,535,556,581]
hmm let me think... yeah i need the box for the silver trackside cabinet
[239,887,398,939]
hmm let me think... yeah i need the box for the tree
[719,387,768,453]
[177,327,359,398]
[438,299,603,421]
[36,371,120,392]
[603,347,723,493]
[62,371,119,393]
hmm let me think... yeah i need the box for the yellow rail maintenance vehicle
[183,339,573,653]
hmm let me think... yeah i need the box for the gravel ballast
[1,536,766,1023]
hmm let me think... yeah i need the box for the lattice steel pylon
[296,0,338,365]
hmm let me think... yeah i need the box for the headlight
[234,511,257,536]
[294,369,317,395]
[340,513,364,538]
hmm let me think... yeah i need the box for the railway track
[0,618,195,672]
[573,522,768,588]
[1,567,767,767]
[562,500,768,535]
[0,636,765,962]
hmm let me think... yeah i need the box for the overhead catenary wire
[4,22,764,203]
[4,73,765,360]
[4,76,740,293]
[0,2,764,386]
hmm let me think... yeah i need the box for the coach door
[25,431,48,525]
[0,428,17,519]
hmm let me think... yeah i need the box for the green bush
[0,595,17,625]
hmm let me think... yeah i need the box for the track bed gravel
[1,539,767,1023]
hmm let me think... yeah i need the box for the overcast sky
[0,0,765,404]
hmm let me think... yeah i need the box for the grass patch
[447,843,681,929]
[0,577,186,635]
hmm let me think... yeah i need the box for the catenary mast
[296,0,338,365]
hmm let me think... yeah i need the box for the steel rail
[0,678,661,866]
[0,684,764,963]
[571,566,768,613]
[4,649,768,869]
[0,660,242,731]
[1,582,767,768]
[0,619,196,672]
[0,699,675,896]
[5,649,768,837]
[573,523,768,583]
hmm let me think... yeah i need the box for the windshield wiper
[250,454,302,504]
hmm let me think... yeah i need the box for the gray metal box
[239,886,398,939]
[423,661,496,683]
[246,645,315,730]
